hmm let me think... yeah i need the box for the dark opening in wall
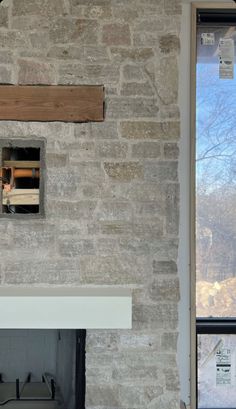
[0,329,86,409]
[0,139,45,217]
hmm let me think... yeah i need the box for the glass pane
[196,25,236,317]
[198,334,236,408]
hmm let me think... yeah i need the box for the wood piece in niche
[2,189,39,205]
[0,85,104,122]
[3,161,40,168]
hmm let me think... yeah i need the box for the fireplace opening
[0,329,86,409]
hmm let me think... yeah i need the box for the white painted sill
[0,287,132,329]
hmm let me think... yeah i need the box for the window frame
[190,3,236,409]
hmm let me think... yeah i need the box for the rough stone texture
[18,59,56,85]
[102,23,131,46]
[104,162,143,181]
[159,34,180,54]
[0,0,181,408]
[0,6,8,28]
[0,66,12,83]
[121,121,180,140]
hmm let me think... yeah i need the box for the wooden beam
[0,85,104,122]
[3,189,39,205]
[3,161,40,168]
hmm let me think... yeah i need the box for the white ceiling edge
[0,287,132,329]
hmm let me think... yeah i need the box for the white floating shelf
[0,288,132,329]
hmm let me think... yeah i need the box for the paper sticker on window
[218,38,234,79]
[201,33,215,45]
[216,348,231,385]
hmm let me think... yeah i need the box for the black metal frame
[197,318,236,409]
[0,372,55,406]
[75,329,86,409]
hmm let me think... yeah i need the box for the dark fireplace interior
[0,329,86,409]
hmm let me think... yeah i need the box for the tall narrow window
[195,7,236,409]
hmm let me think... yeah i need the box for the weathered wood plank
[3,189,39,205]
[0,85,104,122]
[3,161,40,168]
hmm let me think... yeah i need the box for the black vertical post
[75,329,86,409]
[16,379,20,400]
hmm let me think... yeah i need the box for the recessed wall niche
[0,139,45,217]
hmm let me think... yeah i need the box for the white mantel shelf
[0,288,132,329]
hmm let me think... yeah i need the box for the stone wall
[0,0,181,408]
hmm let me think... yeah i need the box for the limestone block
[47,200,97,220]
[148,392,180,409]
[119,384,164,407]
[164,142,179,159]
[119,332,161,349]
[159,34,180,54]
[0,66,11,83]
[0,31,29,49]
[30,32,50,50]
[95,201,132,221]
[58,237,94,256]
[0,51,13,64]
[164,0,182,15]
[12,0,66,17]
[133,219,163,238]
[97,141,128,159]
[107,97,159,119]
[59,63,119,85]
[72,162,105,183]
[47,168,81,197]
[4,259,79,284]
[86,385,119,407]
[79,255,150,285]
[157,56,178,104]
[165,183,179,234]
[104,162,143,181]
[133,304,178,330]
[75,121,118,140]
[102,23,131,46]
[96,238,119,255]
[46,153,67,167]
[12,16,50,30]
[164,369,180,391]
[119,238,151,255]
[134,200,164,217]
[11,223,56,250]
[161,332,178,351]
[149,278,180,302]
[122,65,144,81]
[121,81,154,97]
[153,260,177,275]
[71,0,111,5]
[0,6,8,28]
[88,220,133,235]
[133,32,160,47]
[83,46,110,63]
[68,141,96,161]
[110,47,154,63]
[18,59,56,85]
[121,121,180,140]
[112,6,139,22]
[144,161,178,182]
[86,331,120,352]
[132,142,161,158]
[50,18,98,45]
[134,18,164,32]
